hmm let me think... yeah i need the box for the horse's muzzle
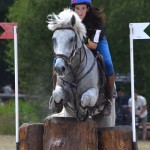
[54,65,66,76]
[54,58,66,76]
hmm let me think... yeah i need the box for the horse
[47,8,115,127]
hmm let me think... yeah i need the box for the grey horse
[47,8,115,127]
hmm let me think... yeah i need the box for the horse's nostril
[62,66,65,72]
[54,65,65,75]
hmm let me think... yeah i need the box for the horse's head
[47,9,86,77]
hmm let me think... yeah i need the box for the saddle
[96,52,106,92]
[88,52,107,115]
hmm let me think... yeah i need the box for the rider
[71,0,115,115]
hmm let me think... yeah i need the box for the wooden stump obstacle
[19,123,44,150]
[19,117,132,150]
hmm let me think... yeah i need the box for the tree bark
[19,118,133,150]
[43,117,98,150]
[98,125,132,150]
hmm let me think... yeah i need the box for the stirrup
[101,99,112,116]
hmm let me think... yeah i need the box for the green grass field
[0,135,149,150]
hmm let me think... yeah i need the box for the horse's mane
[47,8,86,39]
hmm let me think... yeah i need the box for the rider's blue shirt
[96,38,114,76]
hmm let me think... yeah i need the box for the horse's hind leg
[92,98,116,127]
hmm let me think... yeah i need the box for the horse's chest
[63,84,83,100]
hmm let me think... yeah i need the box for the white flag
[129,23,150,39]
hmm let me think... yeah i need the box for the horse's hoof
[101,99,112,116]
[49,96,63,113]
[76,107,89,121]
[54,99,63,113]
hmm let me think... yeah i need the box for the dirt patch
[138,140,150,150]
[0,135,149,150]
[0,135,15,150]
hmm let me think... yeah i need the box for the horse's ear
[71,15,76,27]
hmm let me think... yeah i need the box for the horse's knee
[53,86,64,103]
[81,88,98,107]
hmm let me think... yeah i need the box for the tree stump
[98,126,132,150]
[43,117,98,150]
[19,123,44,150]
[19,118,133,150]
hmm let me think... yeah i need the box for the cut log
[98,125,132,150]
[19,118,133,150]
[19,123,44,150]
[43,117,98,150]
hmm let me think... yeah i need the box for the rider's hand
[87,39,97,50]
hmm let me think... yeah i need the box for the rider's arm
[85,28,101,50]
[86,39,97,50]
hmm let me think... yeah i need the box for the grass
[0,135,149,150]
[0,100,46,135]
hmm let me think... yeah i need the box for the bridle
[53,26,89,80]
[54,26,79,65]
[53,26,97,114]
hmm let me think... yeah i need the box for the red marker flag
[0,23,17,39]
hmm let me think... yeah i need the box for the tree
[0,0,15,86]
[101,0,150,119]
[7,0,68,95]
[7,0,150,119]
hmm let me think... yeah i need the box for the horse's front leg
[50,85,65,113]
[81,88,98,107]
[77,88,98,121]
[53,85,64,103]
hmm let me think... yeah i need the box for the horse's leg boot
[102,74,115,116]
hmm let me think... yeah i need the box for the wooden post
[98,125,132,150]
[19,118,133,150]
[19,123,44,150]
[43,117,98,150]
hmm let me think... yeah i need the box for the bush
[0,99,44,135]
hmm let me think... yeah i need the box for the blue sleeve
[96,38,114,76]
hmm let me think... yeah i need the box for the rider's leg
[104,74,115,115]
[96,38,115,115]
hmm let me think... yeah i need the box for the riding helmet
[70,0,92,6]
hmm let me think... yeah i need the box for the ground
[0,135,149,150]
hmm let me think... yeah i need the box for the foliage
[94,0,150,120]
[7,0,68,95]
[0,100,43,135]
[4,0,150,121]
[0,0,15,86]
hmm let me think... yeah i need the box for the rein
[54,26,97,87]
[53,26,97,112]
